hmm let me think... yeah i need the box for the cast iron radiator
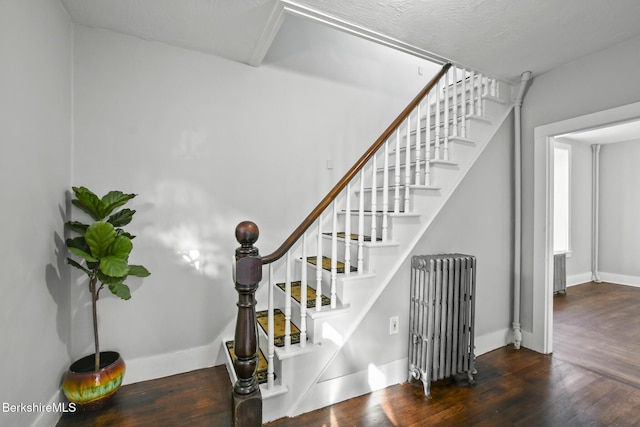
[409,254,477,398]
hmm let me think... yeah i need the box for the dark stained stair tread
[276,281,331,308]
[306,256,357,273]
[256,309,302,347]
[225,341,271,384]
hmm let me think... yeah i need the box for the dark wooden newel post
[232,221,263,427]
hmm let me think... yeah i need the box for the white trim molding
[598,272,640,288]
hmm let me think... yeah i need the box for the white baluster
[284,251,292,350]
[452,67,458,138]
[267,264,274,388]
[370,153,377,243]
[382,139,389,241]
[476,73,483,116]
[404,117,411,212]
[471,72,477,116]
[330,201,337,309]
[443,68,450,161]
[415,101,422,186]
[358,170,365,273]
[344,184,351,274]
[394,128,401,213]
[424,93,431,186]
[315,217,322,312]
[300,234,307,347]
[461,68,467,138]
[494,77,500,98]
[434,79,441,160]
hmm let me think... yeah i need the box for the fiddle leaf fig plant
[65,186,150,371]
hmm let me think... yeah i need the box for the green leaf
[66,236,89,252]
[97,270,123,284]
[67,258,91,275]
[108,282,131,300]
[128,265,151,277]
[68,247,98,263]
[72,187,105,221]
[108,208,135,227]
[65,221,89,235]
[102,191,136,218]
[116,229,136,240]
[100,256,129,277]
[109,235,133,259]
[85,222,116,258]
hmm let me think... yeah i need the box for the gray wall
[521,34,640,334]
[70,21,439,378]
[322,110,515,380]
[600,139,640,279]
[0,1,73,426]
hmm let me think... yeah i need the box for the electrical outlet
[389,316,399,335]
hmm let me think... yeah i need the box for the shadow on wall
[45,199,73,367]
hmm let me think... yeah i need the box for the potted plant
[62,186,150,409]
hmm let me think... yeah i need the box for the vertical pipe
[513,71,532,350]
[592,144,602,282]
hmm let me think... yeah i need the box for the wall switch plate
[390,316,399,335]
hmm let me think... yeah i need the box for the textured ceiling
[61,0,640,81]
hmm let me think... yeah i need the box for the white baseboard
[474,328,511,356]
[122,342,220,385]
[31,390,67,427]
[567,272,592,287]
[293,328,510,417]
[293,357,408,417]
[598,272,640,288]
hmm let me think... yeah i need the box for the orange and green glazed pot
[62,351,125,410]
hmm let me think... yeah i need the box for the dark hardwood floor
[57,282,640,427]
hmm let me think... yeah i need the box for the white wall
[71,22,440,381]
[521,34,640,341]
[322,110,515,381]
[0,1,73,426]
[600,139,640,283]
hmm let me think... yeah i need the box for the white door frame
[531,101,640,354]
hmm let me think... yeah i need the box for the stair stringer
[278,101,516,420]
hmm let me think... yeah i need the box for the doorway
[531,101,640,354]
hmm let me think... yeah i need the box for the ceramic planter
[62,351,125,410]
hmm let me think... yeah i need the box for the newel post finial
[232,221,262,427]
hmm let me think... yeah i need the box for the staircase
[224,63,513,423]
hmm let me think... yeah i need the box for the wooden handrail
[262,62,452,265]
